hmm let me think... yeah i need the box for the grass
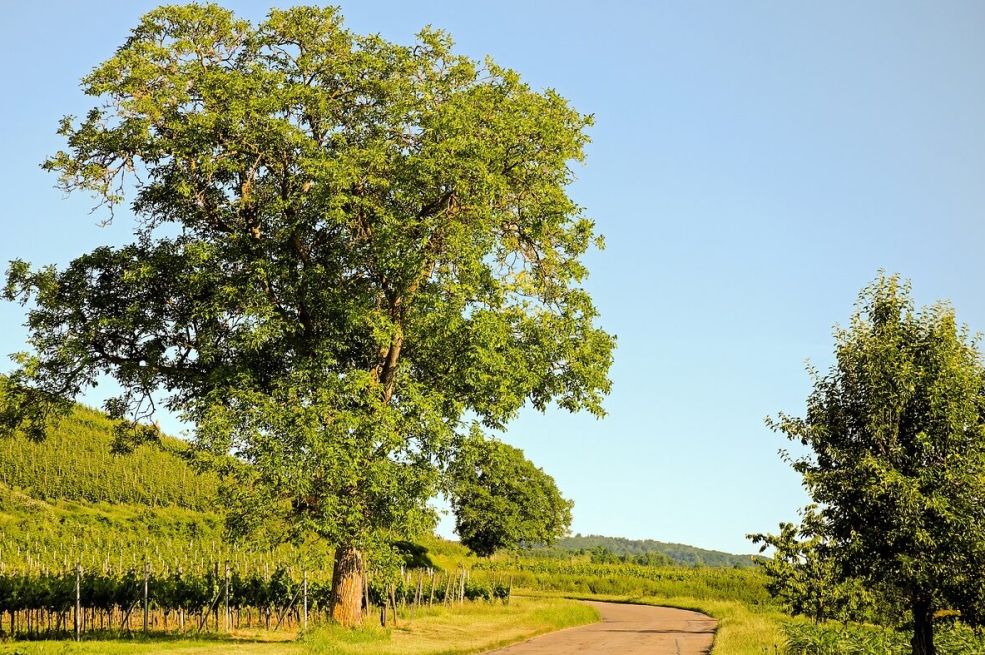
[0,597,598,655]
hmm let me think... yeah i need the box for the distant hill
[539,534,761,568]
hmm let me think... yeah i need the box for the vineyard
[0,562,511,640]
[471,557,772,606]
[0,393,781,654]
[0,405,218,510]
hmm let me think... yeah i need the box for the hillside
[534,534,760,568]
[0,400,757,572]
[0,402,333,571]
[0,402,218,510]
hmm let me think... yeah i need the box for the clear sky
[2,1,985,555]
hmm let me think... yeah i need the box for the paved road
[487,601,717,655]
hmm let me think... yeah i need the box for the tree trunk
[911,595,936,655]
[330,545,363,627]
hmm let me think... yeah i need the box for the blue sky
[2,1,985,554]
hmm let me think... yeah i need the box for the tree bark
[911,594,936,655]
[330,545,364,627]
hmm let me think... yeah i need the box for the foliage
[0,564,302,636]
[765,274,985,654]
[533,534,757,567]
[587,546,672,566]
[749,520,888,624]
[783,621,985,655]
[534,534,756,566]
[447,435,572,557]
[0,563,515,638]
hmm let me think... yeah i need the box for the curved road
[487,601,717,655]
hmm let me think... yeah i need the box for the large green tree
[1,4,613,625]
[767,274,985,655]
[447,433,573,557]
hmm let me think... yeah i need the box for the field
[7,401,983,655]
[0,404,764,654]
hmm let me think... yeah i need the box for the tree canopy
[447,434,572,557]
[1,3,613,624]
[765,274,985,655]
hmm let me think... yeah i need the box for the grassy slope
[0,597,598,655]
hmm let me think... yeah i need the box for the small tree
[447,434,572,557]
[750,515,883,624]
[1,4,613,625]
[767,274,985,655]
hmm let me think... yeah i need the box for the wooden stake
[302,570,308,632]
[224,561,231,632]
[143,561,149,633]
[74,563,81,641]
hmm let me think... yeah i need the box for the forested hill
[543,534,759,568]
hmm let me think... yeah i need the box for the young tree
[767,274,985,655]
[749,515,884,624]
[1,5,613,625]
[447,433,573,557]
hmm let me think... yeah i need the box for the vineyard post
[213,561,219,631]
[224,561,230,632]
[143,560,149,633]
[302,570,308,632]
[377,569,386,627]
[177,566,185,631]
[412,572,422,621]
[74,562,81,641]
[428,568,435,607]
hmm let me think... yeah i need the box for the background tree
[447,433,573,557]
[749,514,885,625]
[1,4,613,625]
[766,274,985,655]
